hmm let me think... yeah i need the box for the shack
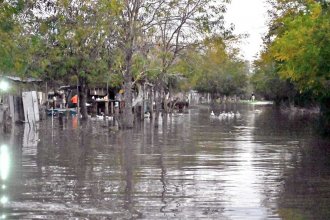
[0,75,44,125]
[46,84,125,117]
[88,87,123,116]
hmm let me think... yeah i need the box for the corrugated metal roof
[2,75,42,83]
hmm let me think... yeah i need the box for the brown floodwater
[0,104,329,219]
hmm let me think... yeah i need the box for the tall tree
[256,0,330,133]
[251,58,297,105]
[269,0,330,98]
[25,0,118,119]
[150,0,230,119]
[112,0,166,128]
[177,36,248,100]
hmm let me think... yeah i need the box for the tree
[108,0,169,128]
[24,0,118,119]
[251,58,297,105]
[255,0,330,133]
[149,0,230,120]
[176,36,249,101]
[0,1,26,75]
[269,1,330,98]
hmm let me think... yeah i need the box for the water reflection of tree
[73,121,92,204]
[248,106,312,217]
[248,106,330,219]
[117,129,143,218]
[158,114,195,217]
[14,105,328,218]
[159,117,168,214]
[278,138,330,219]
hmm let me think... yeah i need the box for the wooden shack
[88,87,121,116]
[0,76,43,124]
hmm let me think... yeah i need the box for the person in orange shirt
[71,95,78,107]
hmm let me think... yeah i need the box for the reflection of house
[23,123,39,147]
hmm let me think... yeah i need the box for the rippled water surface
[1,104,330,219]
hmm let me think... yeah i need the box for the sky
[224,0,269,62]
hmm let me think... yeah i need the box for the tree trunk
[121,46,134,129]
[79,77,88,120]
[122,75,134,128]
[320,96,330,135]
[164,92,170,113]
[149,86,154,119]
[211,93,217,104]
[154,84,163,127]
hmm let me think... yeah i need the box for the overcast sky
[224,0,269,61]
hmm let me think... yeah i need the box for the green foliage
[175,36,249,96]
[147,0,231,92]
[23,0,119,87]
[267,0,330,99]
[0,0,26,74]
[251,60,297,104]
[1,0,233,97]
[253,0,329,110]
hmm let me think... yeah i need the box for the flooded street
[1,104,330,219]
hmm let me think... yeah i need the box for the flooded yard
[1,104,330,219]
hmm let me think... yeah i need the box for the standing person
[71,94,78,108]
[251,93,255,102]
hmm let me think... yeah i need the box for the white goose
[218,112,227,120]
[106,116,113,121]
[144,112,151,118]
[96,115,104,120]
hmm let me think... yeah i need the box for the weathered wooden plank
[31,91,40,122]
[22,91,40,123]
[9,95,15,123]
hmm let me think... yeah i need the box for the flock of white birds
[210,109,263,120]
[210,110,241,120]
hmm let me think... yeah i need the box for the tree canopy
[251,0,330,133]
[174,36,249,98]
[0,0,26,75]
[0,0,253,126]
[254,0,330,102]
